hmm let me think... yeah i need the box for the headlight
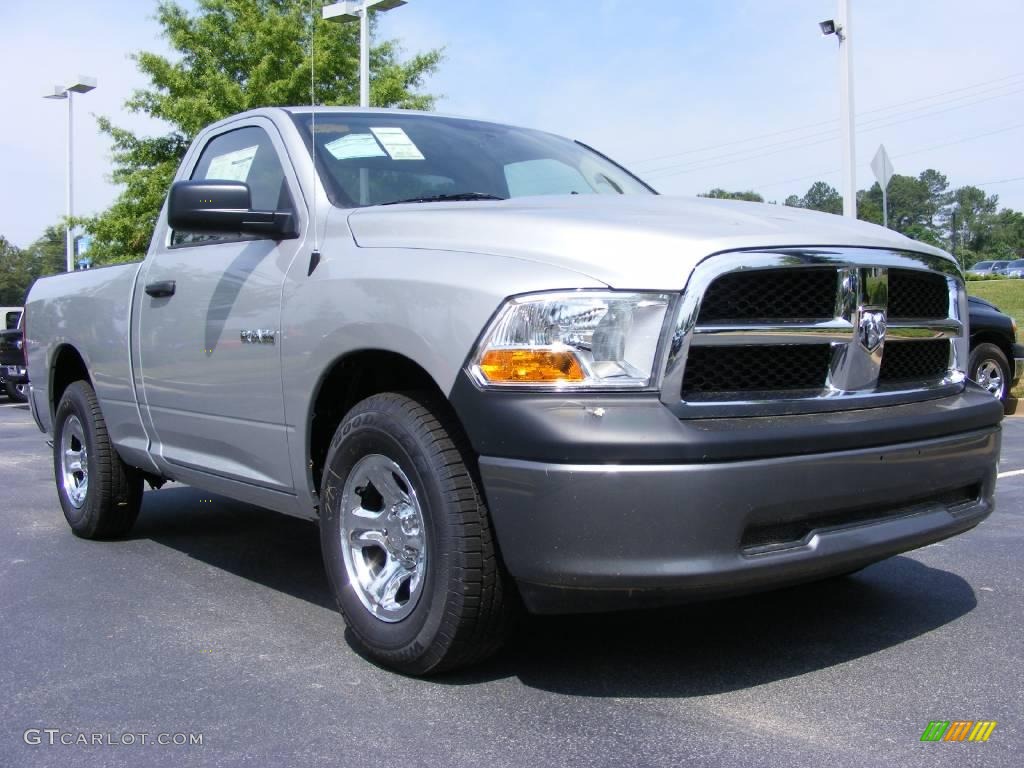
[469,291,672,388]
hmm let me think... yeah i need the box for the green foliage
[771,168,1023,265]
[786,181,842,214]
[82,0,443,264]
[947,185,1000,263]
[0,227,67,304]
[699,188,764,202]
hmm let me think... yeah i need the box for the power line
[641,88,1024,179]
[891,122,1024,160]
[745,123,1024,192]
[974,176,1024,187]
[628,71,1024,168]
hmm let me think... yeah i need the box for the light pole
[819,1,857,219]
[322,0,407,108]
[44,76,97,272]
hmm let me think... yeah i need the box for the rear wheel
[320,392,513,675]
[53,381,143,539]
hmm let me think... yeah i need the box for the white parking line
[998,468,1024,479]
[0,402,28,409]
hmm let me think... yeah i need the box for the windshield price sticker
[325,133,387,160]
[370,127,425,160]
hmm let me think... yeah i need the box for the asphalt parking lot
[1,397,1022,768]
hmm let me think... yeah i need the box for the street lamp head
[322,1,359,22]
[67,76,97,94]
[819,19,837,35]
[43,77,97,100]
[322,0,406,22]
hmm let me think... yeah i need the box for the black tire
[53,380,143,539]
[5,380,27,403]
[969,342,1012,410]
[320,392,513,675]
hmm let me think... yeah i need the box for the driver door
[136,118,304,492]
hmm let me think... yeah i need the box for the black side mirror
[167,180,297,239]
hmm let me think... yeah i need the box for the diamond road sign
[871,145,894,190]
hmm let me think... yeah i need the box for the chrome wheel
[975,359,1006,399]
[339,454,427,623]
[60,414,89,508]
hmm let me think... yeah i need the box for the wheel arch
[970,331,1013,368]
[49,343,92,421]
[306,348,466,498]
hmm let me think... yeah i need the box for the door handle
[145,280,176,298]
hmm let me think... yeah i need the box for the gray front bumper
[480,427,999,614]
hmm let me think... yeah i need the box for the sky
[1,0,1023,247]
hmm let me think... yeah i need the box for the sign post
[871,144,894,229]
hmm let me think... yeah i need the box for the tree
[785,181,842,215]
[699,188,764,203]
[82,0,443,264]
[988,209,1024,260]
[0,237,30,305]
[26,226,68,277]
[0,227,67,305]
[855,188,882,226]
[948,185,999,262]
[859,170,949,240]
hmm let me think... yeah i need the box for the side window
[171,126,294,247]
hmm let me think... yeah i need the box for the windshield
[291,112,654,208]
[1010,260,1024,268]
[973,261,993,269]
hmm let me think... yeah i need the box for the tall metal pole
[881,186,888,228]
[66,91,75,272]
[838,0,857,219]
[358,2,370,203]
[359,2,369,107]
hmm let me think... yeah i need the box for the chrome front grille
[661,249,967,418]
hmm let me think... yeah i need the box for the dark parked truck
[1,310,27,402]
[25,108,1004,674]
[967,295,1023,406]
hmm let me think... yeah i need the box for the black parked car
[968,295,1022,409]
[0,310,27,403]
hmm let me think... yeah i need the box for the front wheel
[320,392,513,675]
[53,380,143,538]
[969,342,1012,410]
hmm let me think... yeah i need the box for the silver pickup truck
[26,108,1003,674]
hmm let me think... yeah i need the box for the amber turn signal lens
[478,349,585,383]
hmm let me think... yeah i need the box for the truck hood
[347,194,954,288]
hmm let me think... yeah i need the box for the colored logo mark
[920,721,997,742]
